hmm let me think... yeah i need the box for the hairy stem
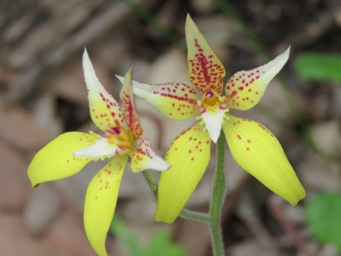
[208,132,227,256]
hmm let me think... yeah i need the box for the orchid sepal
[84,155,128,256]
[117,75,200,120]
[222,114,306,205]
[185,14,226,94]
[155,123,211,223]
[83,49,124,132]
[225,47,290,110]
[28,132,97,187]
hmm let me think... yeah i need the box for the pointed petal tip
[115,75,124,84]
[288,188,306,206]
[152,157,171,172]
[281,46,290,63]
[82,48,90,64]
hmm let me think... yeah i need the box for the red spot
[229,90,237,98]
[237,134,242,140]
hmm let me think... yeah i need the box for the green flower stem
[142,170,158,198]
[208,132,227,256]
[179,209,211,223]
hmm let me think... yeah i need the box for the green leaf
[110,217,142,256]
[305,192,341,251]
[143,230,187,256]
[110,217,187,256]
[293,53,341,83]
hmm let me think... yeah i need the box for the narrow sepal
[84,155,128,256]
[28,132,96,187]
[117,76,199,120]
[225,47,290,110]
[82,49,124,132]
[156,123,211,223]
[130,138,170,172]
[119,68,143,140]
[186,14,225,94]
[223,115,305,205]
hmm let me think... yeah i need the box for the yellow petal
[83,49,124,132]
[225,47,290,110]
[119,68,143,140]
[117,75,199,120]
[156,123,211,223]
[186,14,225,94]
[129,138,170,173]
[84,155,128,256]
[223,115,305,205]
[28,132,97,187]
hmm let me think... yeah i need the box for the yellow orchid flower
[27,50,170,256]
[118,14,305,224]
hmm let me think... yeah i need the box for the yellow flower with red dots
[118,14,305,223]
[27,50,169,256]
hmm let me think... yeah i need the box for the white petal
[201,108,225,143]
[74,138,120,159]
[148,154,170,172]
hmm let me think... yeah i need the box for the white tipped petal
[201,108,225,143]
[74,138,121,159]
[130,138,170,172]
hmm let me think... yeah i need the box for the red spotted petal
[186,14,225,94]
[117,76,199,120]
[129,138,170,172]
[225,47,290,110]
[155,123,211,223]
[82,49,124,132]
[119,68,143,140]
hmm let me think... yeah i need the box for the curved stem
[208,132,227,256]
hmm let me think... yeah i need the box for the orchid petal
[74,135,122,159]
[156,123,211,223]
[28,132,96,187]
[83,49,124,132]
[119,68,143,140]
[225,47,290,110]
[129,138,170,172]
[201,104,226,143]
[84,155,128,256]
[117,76,199,120]
[186,14,225,94]
[223,115,306,205]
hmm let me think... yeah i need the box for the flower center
[106,127,133,151]
[200,89,227,113]
[203,89,219,106]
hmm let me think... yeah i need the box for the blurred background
[0,0,341,255]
